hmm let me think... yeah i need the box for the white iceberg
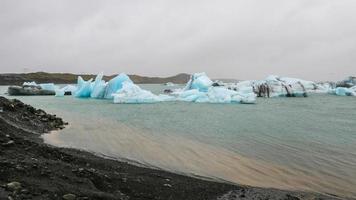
[184,72,213,92]
[23,81,58,91]
[104,73,132,99]
[39,83,58,91]
[55,85,77,97]
[176,73,256,103]
[113,81,172,103]
[23,81,38,87]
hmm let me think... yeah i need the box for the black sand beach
[0,96,343,200]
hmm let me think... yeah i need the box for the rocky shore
[0,96,343,200]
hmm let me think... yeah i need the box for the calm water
[1,85,356,198]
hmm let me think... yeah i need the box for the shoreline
[0,96,344,200]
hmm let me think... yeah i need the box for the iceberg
[55,89,65,97]
[55,72,258,103]
[55,85,77,97]
[176,73,256,103]
[113,81,172,103]
[336,76,356,88]
[74,76,93,98]
[70,73,135,99]
[23,81,58,91]
[39,83,58,91]
[332,87,356,96]
[104,73,132,99]
[253,75,314,97]
[184,72,213,92]
[90,72,107,99]
[176,86,256,103]
[23,81,38,87]
[177,89,207,102]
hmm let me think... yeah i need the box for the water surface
[1,85,355,198]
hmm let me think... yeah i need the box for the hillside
[0,72,190,85]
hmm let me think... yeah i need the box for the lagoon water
[1,85,356,198]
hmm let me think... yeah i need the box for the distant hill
[0,72,191,85]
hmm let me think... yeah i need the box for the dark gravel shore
[0,96,343,200]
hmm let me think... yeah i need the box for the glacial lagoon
[1,85,356,198]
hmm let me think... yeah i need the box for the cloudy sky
[0,0,355,80]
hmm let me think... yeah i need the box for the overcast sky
[0,0,355,80]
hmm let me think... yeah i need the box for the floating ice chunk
[23,81,59,91]
[184,72,213,92]
[206,87,234,103]
[113,81,171,103]
[178,72,256,103]
[314,83,334,93]
[74,76,93,98]
[91,72,107,98]
[39,83,57,91]
[23,81,38,86]
[336,76,356,88]
[334,87,356,96]
[55,89,65,97]
[278,77,316,91]
[77,76,86,88]
[175,86,256,104]
[177,89,207,102]
[104,73,132,99]
[55,85,77,97]
[208,87,256,104]
[63,85,77,93]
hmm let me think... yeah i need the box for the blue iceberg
[184,72,213,92]
[90,73,107,99]
[74,76,93,98]
[104,73,132,99]
[331,87,356,96]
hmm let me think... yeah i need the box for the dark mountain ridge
[0,72,191,85]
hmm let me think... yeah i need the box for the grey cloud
[0,0,355,81]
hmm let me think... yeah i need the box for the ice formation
[39,83,57,91]
[112,81,172,103]
[73,73,132,98]
[74,77,93,98]
[176,73,256,103]
[184,72,213,92]
[329,87,356,96]
[23,82,58,91]
[23,81,38,87]
[224,75,328,98]
[58,72,355,104]
[336,76,356,88]
[55,85,77,97]
[104,73,132,99]
[90,73,107,98]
